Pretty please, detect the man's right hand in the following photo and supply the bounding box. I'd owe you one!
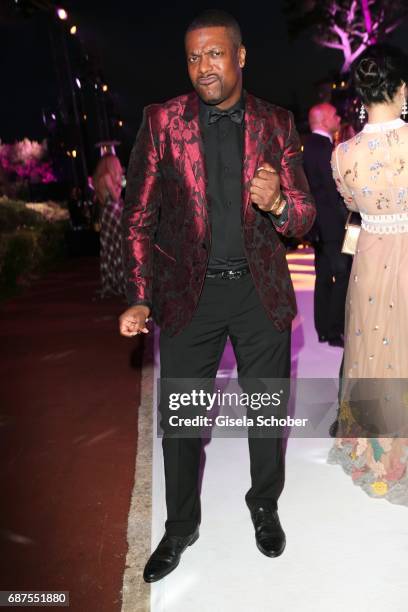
[119,305,151,337]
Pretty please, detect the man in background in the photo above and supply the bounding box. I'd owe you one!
[303,103,351,347]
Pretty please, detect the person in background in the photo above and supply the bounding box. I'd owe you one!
[93,154,126,298]
[83,175,97,228]
[329,44,408,505]
[336,122,356,145]
[303,103,351,347]
[67,186,86,229]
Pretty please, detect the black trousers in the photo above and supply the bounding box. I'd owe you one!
[159,273,291,536]
[313,240,351,339]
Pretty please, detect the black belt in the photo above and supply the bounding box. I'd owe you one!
[205,266,250,280]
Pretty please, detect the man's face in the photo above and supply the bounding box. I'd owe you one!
[185,26,246,109]
[324,105,341,135]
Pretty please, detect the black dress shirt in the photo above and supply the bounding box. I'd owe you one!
[199,94,288,272]
[199,95,247,271]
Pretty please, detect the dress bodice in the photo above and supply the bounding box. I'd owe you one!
[332,119,408,234]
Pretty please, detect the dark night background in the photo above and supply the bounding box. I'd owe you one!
[1,0,408,166]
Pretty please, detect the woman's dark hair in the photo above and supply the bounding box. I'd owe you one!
[353,44,408,105]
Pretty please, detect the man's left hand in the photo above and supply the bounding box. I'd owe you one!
[250,162,284,214]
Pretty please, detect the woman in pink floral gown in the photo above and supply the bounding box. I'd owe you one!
[328,44,408,505]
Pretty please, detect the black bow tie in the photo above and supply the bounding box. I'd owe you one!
[208,107,244,125]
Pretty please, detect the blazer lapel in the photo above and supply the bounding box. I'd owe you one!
[177,93,207,197]
[170,92,267,218]
[242,93,265,215]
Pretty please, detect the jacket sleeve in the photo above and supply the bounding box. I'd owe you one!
[274,111,316,238]
[122,107,162,308]
[321,142,348,222]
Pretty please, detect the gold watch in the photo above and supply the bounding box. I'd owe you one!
[270,192,286,216]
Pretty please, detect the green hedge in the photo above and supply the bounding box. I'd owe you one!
[0,199,44,232]
[0,200,67,294]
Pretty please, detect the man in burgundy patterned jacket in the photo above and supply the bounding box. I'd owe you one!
[119,10,315,583]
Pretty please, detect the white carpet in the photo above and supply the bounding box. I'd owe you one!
[150,250,408,612]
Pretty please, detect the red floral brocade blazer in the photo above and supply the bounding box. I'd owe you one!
[123,91,315,336]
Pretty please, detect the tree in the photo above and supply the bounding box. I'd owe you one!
[285,0,408,72]
[0,139,56,184]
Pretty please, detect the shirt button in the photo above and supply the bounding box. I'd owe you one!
[224,166,229,173]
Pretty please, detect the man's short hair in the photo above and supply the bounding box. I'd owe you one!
[185,9,242,47]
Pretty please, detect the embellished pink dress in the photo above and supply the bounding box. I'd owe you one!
[328,118,408,505]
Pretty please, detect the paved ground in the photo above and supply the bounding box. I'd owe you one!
[0,258,147,612]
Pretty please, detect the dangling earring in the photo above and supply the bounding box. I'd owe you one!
[359,103,366,122]
[402,98,408,119]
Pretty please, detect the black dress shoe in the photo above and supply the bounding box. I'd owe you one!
[250,507,286,558]
[318,334,328,343]
[143,528,199,583]
[328,335,344,348]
